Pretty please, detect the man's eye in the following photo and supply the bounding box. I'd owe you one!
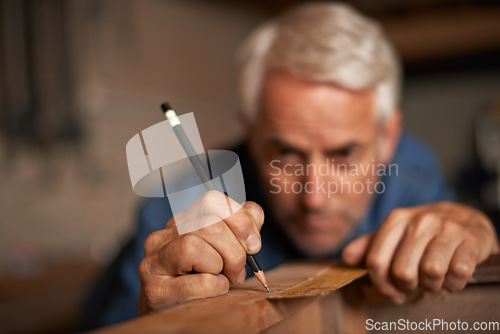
[274,147,302,163]
[278,148,294,156]
[334,149,352,158]
[330,148,356,162]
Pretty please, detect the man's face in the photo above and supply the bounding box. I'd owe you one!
[247,71,399,257]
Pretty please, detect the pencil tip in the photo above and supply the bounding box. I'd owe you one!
[265,287,270,292]
[253,270,270,292]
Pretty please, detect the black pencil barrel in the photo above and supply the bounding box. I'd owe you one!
[246,254,262,272]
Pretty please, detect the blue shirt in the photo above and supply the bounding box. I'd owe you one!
[80,132,454,330]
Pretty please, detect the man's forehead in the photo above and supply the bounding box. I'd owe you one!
[253,72,379,150]
[259,72,376,117]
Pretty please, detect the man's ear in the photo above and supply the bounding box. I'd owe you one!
[379,109,403,165]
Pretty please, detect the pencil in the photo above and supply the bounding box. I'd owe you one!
[160,102,270,292]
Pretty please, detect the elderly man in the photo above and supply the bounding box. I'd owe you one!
[82,2,499,329]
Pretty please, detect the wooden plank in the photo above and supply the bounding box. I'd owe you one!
[91,254,499,334]
[343,279,500,334]
[92,261,364,334]
[263,299,324,334]
[269,266,366,299]
[265,277,500,334]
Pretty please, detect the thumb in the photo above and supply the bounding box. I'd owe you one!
[243,201,265,231]
[342,234,372,266]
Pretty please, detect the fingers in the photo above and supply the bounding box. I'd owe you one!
[243,201,265,231]
[141,273,229,312]
[191,220,248,283]
[364,203,498,305]
[342,234,372,266]
[419,232,463,292]
[176,191,264,254]
[443,241,477,292]
[139,193,265,314]
[139,226,243,312]
[143,228,177,257]
[155,233,224,277]
[146,223,246,284]
[158,202,263,283]
[219,205,261,254]
[214,198,264,254]
[188,198,264,282]
[365,209,410,303]
[390,212,441,292]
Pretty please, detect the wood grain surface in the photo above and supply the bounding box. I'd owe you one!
[91,261,362,334]
[268,266,366,299]
[91,255,500,334]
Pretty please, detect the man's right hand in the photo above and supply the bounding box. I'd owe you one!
[138,191,264,315]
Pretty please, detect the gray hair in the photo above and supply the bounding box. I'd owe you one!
[237,2,401,121]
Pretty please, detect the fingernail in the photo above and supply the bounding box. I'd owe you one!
[246,234,260,253]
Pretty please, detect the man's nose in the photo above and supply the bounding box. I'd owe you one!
[301,157,329,211]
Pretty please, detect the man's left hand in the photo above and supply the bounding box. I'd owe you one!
[342,201,500,303]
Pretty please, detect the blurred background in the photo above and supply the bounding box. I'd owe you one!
[1,0,499,332]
